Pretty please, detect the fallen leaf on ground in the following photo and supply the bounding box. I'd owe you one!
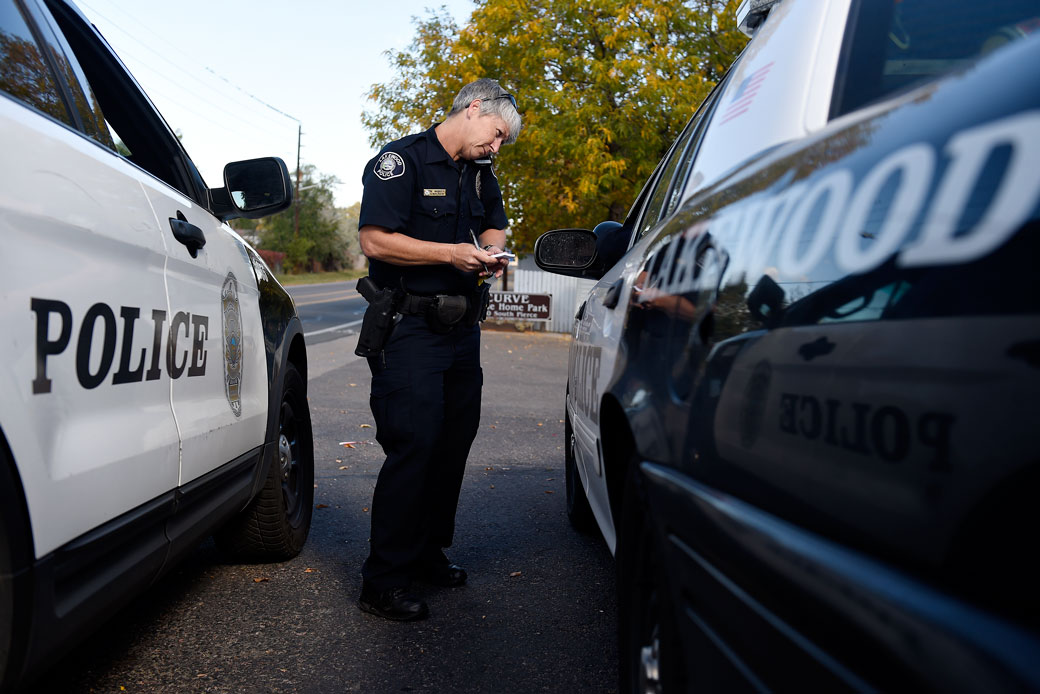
[335,459,342,463]
[362,507,370,512]
[316,504,329,509]
[545,490,554,494]
[253,577,270,583]
[303,568,316,573]
[339,466,349,470]
[360,424,372,429]
[339,441,357,448]
[509,571,522,577]
[490,484,495,489]
[537,422,543,426]
[349,383,357,387]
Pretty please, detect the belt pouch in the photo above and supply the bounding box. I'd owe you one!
[425,294,467,334]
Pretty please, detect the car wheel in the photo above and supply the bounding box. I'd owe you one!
[617,462,684,694]
[565,411,597,534]
[216,362,314,560]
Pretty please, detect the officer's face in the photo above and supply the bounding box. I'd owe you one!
[464,108,510,160]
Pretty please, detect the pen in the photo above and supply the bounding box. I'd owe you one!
[469,229,491,277]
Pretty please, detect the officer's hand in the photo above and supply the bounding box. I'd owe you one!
[448,243,497,274]
[483,245,510,279]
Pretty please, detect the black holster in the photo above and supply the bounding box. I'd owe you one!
[355,276,401,357]
[470,283,491,325]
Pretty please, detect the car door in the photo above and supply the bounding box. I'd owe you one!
[0,0,179,558]
[568,87,726,551]
[39,0,269,488]
[141,184,269,485]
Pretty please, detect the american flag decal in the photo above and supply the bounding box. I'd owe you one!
[720,61,774,125]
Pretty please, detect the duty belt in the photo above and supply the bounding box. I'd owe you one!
[396,293,441,316]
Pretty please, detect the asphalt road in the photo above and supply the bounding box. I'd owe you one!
[29,322,617,693]
[288,281,367,345]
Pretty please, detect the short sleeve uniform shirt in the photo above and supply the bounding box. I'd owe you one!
[359,125,508,296]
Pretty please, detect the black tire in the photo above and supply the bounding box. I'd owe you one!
[565,411,597,534]
[216,362,314,561]
[617,462,684,694]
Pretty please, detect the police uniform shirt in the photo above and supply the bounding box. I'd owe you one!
[359,125,508,296]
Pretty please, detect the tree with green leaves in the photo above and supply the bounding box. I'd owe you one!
[364,0,747,253]
[256,164,349,272]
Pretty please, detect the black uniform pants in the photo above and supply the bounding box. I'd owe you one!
[362,315,482,590]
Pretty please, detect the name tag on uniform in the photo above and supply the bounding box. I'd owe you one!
[423,188,447,197]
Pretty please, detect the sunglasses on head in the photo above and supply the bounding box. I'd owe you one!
[487,93,517,110]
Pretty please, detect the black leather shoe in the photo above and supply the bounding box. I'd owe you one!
[418,562,467,587]
[357,586,429,621]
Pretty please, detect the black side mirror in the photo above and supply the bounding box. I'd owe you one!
[209,157,294,221]
[747,274,786,328]
[534,228,598,277]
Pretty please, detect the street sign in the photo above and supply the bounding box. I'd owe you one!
[487,292,552,321]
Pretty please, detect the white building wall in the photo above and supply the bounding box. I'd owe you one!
[510,269,597,333]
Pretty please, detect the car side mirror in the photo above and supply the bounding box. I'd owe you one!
[534,229,599,278]
[209,157,294,221]
[747,274,786,328]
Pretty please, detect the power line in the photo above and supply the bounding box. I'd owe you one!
[99,43,295,137]
[136,81,290,142]
[78,0,299,126]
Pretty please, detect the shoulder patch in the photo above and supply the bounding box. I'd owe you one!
[374,151,406,180]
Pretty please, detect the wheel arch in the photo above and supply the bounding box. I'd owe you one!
[599,392,636,539]
[0,427,36,690]
[243,252,310,507]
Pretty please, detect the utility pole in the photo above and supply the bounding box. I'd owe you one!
[293,124,302,238]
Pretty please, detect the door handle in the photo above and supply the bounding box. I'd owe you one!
[603,279,624,310]
[169,211,206,258]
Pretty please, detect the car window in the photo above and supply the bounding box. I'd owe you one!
[29,2,113,149]
[833,0,1040,117]
[40,0,203,199]
[0,0,73,126]
[634,119,700,241]
[635,77,727,242]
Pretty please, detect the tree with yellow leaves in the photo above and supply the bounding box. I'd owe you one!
[363,0,747,253]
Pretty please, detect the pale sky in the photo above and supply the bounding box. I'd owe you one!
[78,0,476,207]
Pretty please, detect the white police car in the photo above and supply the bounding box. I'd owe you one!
[0,0,313,688]
[537,0,1040,690]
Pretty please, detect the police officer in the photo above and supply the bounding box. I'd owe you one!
[356,79,521,621]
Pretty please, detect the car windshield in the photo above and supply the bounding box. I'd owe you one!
[836,0,1040,115]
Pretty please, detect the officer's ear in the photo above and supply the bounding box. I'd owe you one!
[466,99,482,117]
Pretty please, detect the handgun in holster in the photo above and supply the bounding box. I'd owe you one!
[355,276,401,357]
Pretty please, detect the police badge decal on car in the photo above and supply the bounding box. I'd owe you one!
[222,272,244,417]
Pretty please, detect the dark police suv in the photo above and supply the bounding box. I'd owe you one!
[1,0,313,688]
[536,0,1040,690]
